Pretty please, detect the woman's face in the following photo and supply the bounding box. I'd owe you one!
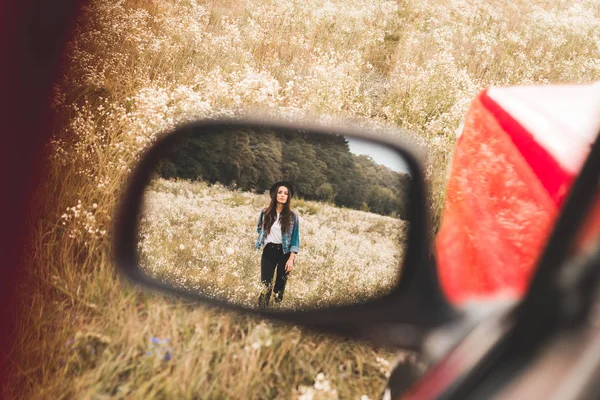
[276,186,289,205]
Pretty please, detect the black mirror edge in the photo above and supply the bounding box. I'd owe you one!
[113,116,461,349]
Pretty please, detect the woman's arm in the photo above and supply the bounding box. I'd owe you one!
[256,210,264,234]
[256,210,265,249]
[289,212,300,254]
[286,213,299,272]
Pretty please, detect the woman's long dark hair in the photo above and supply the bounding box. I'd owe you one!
[263,185,293,234]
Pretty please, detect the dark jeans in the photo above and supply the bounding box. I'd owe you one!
[258,243,291,307]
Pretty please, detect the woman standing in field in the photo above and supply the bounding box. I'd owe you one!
[256,181,300,308]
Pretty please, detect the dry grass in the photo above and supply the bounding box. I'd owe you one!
[138,179,407,310]
[6,0,600,398]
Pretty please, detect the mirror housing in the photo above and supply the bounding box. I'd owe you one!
[113,118,459,349]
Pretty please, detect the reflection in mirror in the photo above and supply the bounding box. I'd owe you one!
[137,126,412,311]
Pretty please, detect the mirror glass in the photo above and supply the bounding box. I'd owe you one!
[137,125,412,311]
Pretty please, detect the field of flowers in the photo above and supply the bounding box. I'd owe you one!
[138,179,406,310]
[7,0,600,398]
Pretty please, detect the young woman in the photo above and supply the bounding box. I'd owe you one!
[255,181,300,308]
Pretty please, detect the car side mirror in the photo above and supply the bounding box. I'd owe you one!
[113,118,458,349]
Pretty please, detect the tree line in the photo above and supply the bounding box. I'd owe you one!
[156,127,411,219]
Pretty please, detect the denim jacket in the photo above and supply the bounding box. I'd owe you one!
[255,209,300,254]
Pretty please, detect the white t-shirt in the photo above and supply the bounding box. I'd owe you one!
[265,213,282,244]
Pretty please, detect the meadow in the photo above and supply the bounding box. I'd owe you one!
[6,0,600,398]
[138,179,407,310]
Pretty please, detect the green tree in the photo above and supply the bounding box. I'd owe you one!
[281,133,327,198]
[316,182,334,202]
[249,129,283,193]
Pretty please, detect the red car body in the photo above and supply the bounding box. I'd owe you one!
[437,83,600,304]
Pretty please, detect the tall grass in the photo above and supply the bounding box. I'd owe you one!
[138,179,407,310]
[6,0,600,398]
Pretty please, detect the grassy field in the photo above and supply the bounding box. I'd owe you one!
[6,0,600,398]
[138,179,407,310]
